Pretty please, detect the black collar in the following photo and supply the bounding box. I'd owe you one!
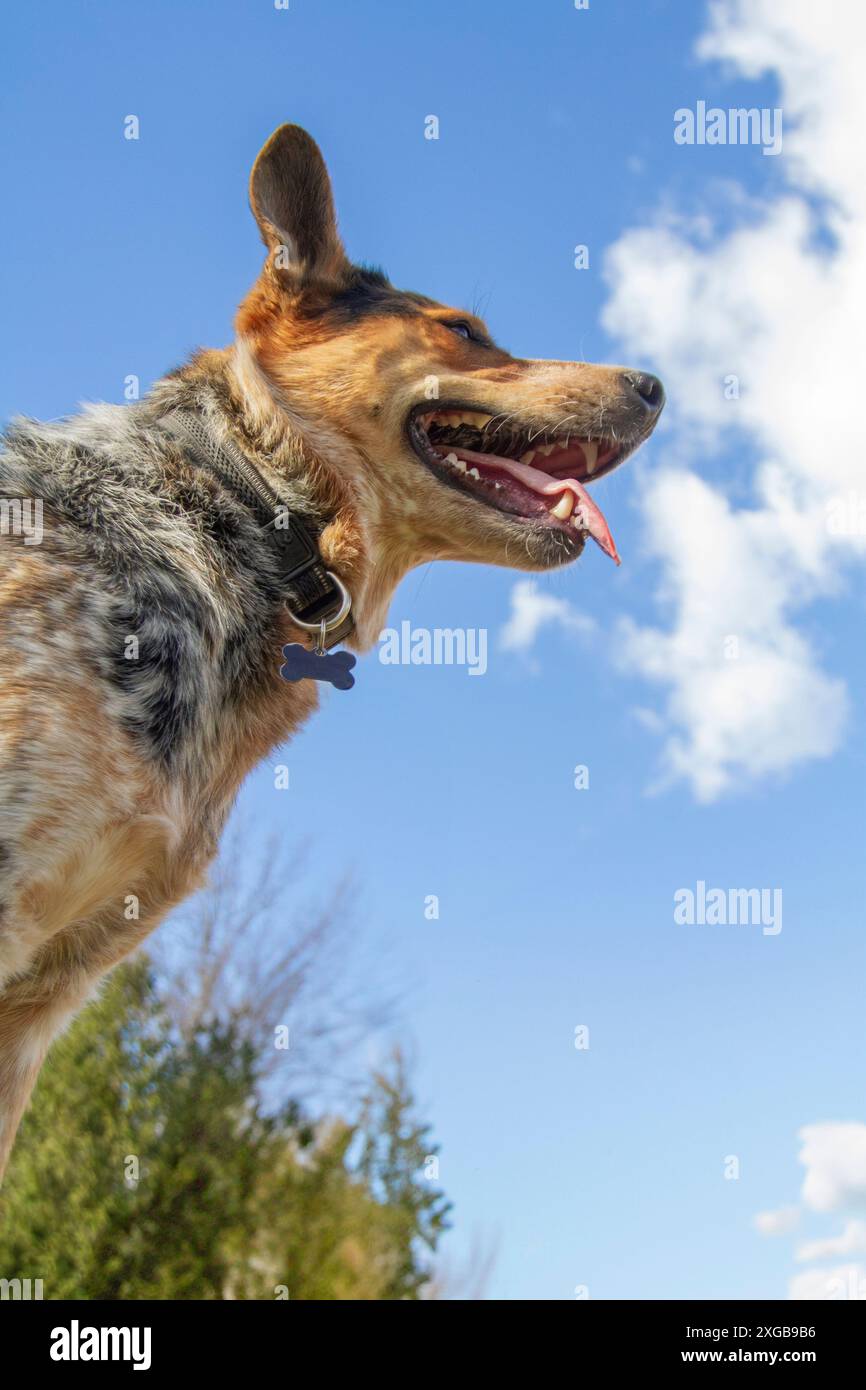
[162,408,353,650]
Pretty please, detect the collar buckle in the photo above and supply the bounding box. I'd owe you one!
[284,570,353,650]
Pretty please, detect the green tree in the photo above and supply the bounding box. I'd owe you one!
[0,962,449,1300]
[356,1050,453,1299]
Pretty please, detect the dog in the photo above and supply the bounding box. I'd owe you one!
[0,124,663,1179]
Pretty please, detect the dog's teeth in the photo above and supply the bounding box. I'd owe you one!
[521,450,537,465]
[537,443,557,457]
[550,490,575,521]
[468,467,481,480]
[582,441,599,474]
[445,451,467,473]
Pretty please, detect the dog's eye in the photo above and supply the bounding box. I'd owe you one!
[445,320,474,341]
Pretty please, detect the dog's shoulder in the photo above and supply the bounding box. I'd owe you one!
[0,389,292,771]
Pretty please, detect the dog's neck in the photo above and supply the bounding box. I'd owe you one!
[158,341,410,653]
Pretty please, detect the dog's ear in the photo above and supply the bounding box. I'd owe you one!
[250,124,348,282]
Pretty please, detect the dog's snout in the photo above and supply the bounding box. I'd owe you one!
[622,371,665,415]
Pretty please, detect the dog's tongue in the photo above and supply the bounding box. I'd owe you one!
[446,445,620,564]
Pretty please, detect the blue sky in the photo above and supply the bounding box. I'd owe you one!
[2,0,864,1300]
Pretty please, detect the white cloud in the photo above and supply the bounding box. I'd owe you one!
[797,1219,866,1263]
[789,1262,866,1301]
[798,1122,866,1213]
[754,1205,800,1236]
[602,0,866,799]
[752,1121,866,1297]
[500,579,594,655]
[615,470,848,801]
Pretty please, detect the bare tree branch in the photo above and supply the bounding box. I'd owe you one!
[150,822,398,1108]
[422,1229,500,1301]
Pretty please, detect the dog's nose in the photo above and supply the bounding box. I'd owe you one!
[622,371,665,415]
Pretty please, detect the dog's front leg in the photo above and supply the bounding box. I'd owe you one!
[0,956,95,1183]
[0,834,208,1183]
[0,908,169,1185]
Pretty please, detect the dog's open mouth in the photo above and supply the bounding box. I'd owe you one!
[408,405,628,563]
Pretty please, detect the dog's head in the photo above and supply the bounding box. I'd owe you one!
[236,126,663,600]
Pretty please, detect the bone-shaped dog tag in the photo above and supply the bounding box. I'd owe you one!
[279,643,356,690]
